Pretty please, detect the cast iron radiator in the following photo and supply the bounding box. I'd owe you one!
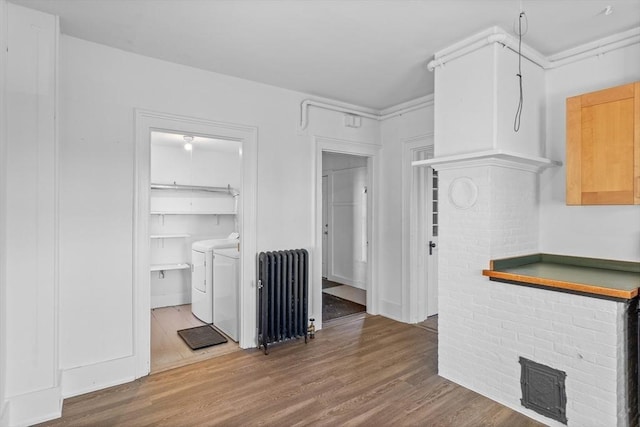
[257,249,309,354]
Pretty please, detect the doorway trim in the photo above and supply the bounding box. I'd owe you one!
[313,136,380,331]
[401,133,434,323]
[133,109,257,378]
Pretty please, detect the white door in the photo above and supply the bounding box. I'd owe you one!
[322,175,328,278]
[329,166,367,289]
[408,145,438,321]
[426,167,438,316]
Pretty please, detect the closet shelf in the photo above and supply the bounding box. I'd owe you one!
[150,234,191,239]
[151,183,239,196]
[150,263,190,272]
[150,211,236,215]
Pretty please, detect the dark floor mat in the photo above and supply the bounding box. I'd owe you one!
[322,293,366,322]
[177,325,228,350]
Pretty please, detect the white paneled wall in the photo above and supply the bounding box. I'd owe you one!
[3,3,61,426]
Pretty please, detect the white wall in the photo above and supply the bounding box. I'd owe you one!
[2,4,61,426]
[57,34,381,398]
[0,0,8,422]
[150,140,241,189]
[379,102,435,320]
[322,151,367,173]
[434,45,545,158]
[540,44,640,262]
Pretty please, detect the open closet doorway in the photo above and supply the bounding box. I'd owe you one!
[148,131,242,373]
[134,110,258,380]
[321,152,368,324]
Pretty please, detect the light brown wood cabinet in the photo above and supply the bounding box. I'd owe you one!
[566,81,640,205]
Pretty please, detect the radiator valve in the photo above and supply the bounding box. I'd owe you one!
[308,318,315,339]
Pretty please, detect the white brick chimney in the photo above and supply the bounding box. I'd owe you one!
[416,27,635,426]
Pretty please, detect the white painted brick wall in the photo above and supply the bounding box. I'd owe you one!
[438,165,631,427]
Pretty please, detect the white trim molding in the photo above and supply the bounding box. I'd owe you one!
[427,26,640,71]
[412,149,561,173]
[300,95,434,130]
[312,136,381,331]
[133,109,258,380]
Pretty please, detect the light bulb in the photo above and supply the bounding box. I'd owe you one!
[184,142,193,151]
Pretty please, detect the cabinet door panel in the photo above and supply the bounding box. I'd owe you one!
[566,81,638,205]
[581,98,634,203]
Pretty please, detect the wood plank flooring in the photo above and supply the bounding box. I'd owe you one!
[40,315,542,426]
[151,304,239,373]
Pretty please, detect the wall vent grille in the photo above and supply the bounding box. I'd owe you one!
[519,357,567,424]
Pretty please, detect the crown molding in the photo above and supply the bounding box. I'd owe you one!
[428,26,640,72]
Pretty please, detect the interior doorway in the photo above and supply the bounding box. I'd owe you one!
[134,110,258,379]
[148,131,241,373]
[312,137,380,332]
[403,135,438,325]
[321,152,368,323]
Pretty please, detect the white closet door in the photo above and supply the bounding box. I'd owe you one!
[329,167,367,289]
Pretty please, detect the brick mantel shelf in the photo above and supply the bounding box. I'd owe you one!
[412,149,561,173]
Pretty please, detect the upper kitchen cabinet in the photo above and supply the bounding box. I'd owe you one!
[566,81,640,205]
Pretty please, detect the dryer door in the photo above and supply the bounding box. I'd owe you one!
[192,250,206,293]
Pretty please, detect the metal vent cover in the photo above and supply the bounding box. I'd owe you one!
[519,357,567,424]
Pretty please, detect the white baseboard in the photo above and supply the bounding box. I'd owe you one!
[378,299,402,321]
[151,292,190,309]
[4,386,62,427]
[61,355,136,398]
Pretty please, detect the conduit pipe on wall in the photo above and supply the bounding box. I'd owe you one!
[427,26,640,72]
[299,97,433,130]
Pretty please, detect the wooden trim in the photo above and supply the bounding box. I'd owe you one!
[635,82,640,204]
[580,82,635,107]
[566,96,582,204]
[482,269,638,299]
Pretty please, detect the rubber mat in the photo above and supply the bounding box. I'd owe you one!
[177,325,228,350]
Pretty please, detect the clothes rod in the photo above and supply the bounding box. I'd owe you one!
[151,183,239,196]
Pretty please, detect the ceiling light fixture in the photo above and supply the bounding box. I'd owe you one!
[183,135,194,151]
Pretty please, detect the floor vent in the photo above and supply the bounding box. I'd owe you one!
[519,357,567,424]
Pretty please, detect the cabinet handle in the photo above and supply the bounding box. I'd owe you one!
[636,177,640,199]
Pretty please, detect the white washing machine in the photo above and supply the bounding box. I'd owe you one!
[213,247,240,341]
[191,233,239,324]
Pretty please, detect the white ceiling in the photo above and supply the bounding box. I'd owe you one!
[12,0,640,110]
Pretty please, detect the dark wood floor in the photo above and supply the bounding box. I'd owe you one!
[39,316,542,426]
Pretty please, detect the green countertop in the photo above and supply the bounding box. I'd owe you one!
[483,254,640,300]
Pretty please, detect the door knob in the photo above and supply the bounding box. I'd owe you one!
[429,241,436,255]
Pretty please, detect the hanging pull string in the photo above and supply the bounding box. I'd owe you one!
[513,11,526,132]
